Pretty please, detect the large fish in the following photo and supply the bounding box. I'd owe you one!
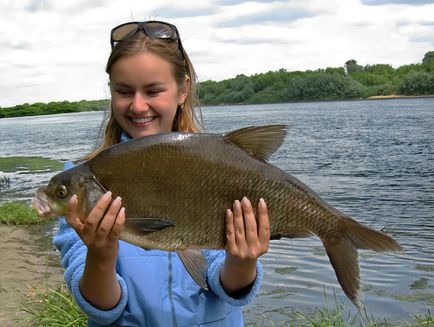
[32,125,402,307]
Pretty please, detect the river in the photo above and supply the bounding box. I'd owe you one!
[0,98,433,324]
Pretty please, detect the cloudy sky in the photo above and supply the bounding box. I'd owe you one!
[1,0,434,107]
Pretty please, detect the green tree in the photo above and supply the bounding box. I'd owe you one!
[399,71,434,95]
[285,72,365,101]
[422,51,434,72]
[345,59,363,74]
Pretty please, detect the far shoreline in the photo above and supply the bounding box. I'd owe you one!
[1,95,433,119]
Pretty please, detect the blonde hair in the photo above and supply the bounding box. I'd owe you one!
[81,32,203,161]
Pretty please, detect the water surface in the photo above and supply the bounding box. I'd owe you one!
[0,98,433,322]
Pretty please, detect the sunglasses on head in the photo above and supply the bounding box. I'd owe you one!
[110,20,185,59]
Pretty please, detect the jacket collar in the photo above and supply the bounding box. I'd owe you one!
[120,131,132,143]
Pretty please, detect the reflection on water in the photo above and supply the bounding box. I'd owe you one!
[0,99,433,321]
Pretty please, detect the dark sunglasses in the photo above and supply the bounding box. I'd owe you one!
[110,20,185,59]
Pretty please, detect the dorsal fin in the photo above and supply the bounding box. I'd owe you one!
[224,125,288,161]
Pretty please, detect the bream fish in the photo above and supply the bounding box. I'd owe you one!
[32,125,403,307]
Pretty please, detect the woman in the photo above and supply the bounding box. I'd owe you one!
[54,20,270,326]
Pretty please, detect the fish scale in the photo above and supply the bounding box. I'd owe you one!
[32,124,403,307]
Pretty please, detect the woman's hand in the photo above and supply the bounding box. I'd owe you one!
[66,191,125,310]
[220,197,270,295]
[66,191,125,262]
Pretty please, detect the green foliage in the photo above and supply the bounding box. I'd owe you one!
[345,59,364,74]
[19,284,87,326]
[198,50,434,105]
[0,99,109,119]
[0,201,42,225]
[199,68,366,105]
[399,71,434,95]
[284,72,366,101]
[422,51,434,72]
[395,63,425,77]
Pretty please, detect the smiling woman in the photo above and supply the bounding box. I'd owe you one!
[50,19,271,327]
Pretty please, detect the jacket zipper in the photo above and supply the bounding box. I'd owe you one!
[168,252,177,326]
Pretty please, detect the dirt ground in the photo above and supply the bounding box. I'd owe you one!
[0,224,64,326]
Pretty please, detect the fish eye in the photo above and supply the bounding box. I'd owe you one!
[56,185,68,199]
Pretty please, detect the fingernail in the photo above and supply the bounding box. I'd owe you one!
[259,198,266,208]
[112,196,121,206]
[242,197,250,206]
[102,191,112,201]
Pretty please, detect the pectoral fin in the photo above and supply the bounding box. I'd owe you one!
[177,249,209,291]
[124,218,175,233]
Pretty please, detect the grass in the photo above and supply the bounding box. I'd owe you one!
[292,306,433,327]
[289,300,433,327]
[247,290,434,327]
[18,285,86,327]
[0,201,42,225]
[411,308,433,326]
[14,284,434,327]
[287,291,378,326]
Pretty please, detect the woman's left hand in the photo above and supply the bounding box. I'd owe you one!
[225,197,270,264]
[220,197,270,295]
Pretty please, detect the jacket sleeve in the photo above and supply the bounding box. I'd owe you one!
[204,249,263,306]
[53,217,128,325]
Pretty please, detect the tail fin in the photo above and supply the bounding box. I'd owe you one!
[322,219,403,308]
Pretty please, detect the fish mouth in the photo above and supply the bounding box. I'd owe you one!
[32,189,53,218]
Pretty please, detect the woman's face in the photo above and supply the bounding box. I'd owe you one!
[110,52,187,138]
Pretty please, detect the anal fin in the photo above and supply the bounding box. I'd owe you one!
[177,249,209,291]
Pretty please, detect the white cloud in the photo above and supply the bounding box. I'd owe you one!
[1,0,433,107]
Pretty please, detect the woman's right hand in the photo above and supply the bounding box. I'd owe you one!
[66,191,125,263]
[66,191,126,309]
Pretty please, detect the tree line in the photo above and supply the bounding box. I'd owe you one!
[1,51,433,118]
[0,99,110,118]
[198,50,434,105]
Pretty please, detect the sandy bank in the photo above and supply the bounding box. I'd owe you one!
[0,224,64,325]
[367,94,434,100]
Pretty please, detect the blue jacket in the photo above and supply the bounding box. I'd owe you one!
[53,149,263,326]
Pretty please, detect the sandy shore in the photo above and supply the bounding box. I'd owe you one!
[367,94,434,99]
[0,224,64,326]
